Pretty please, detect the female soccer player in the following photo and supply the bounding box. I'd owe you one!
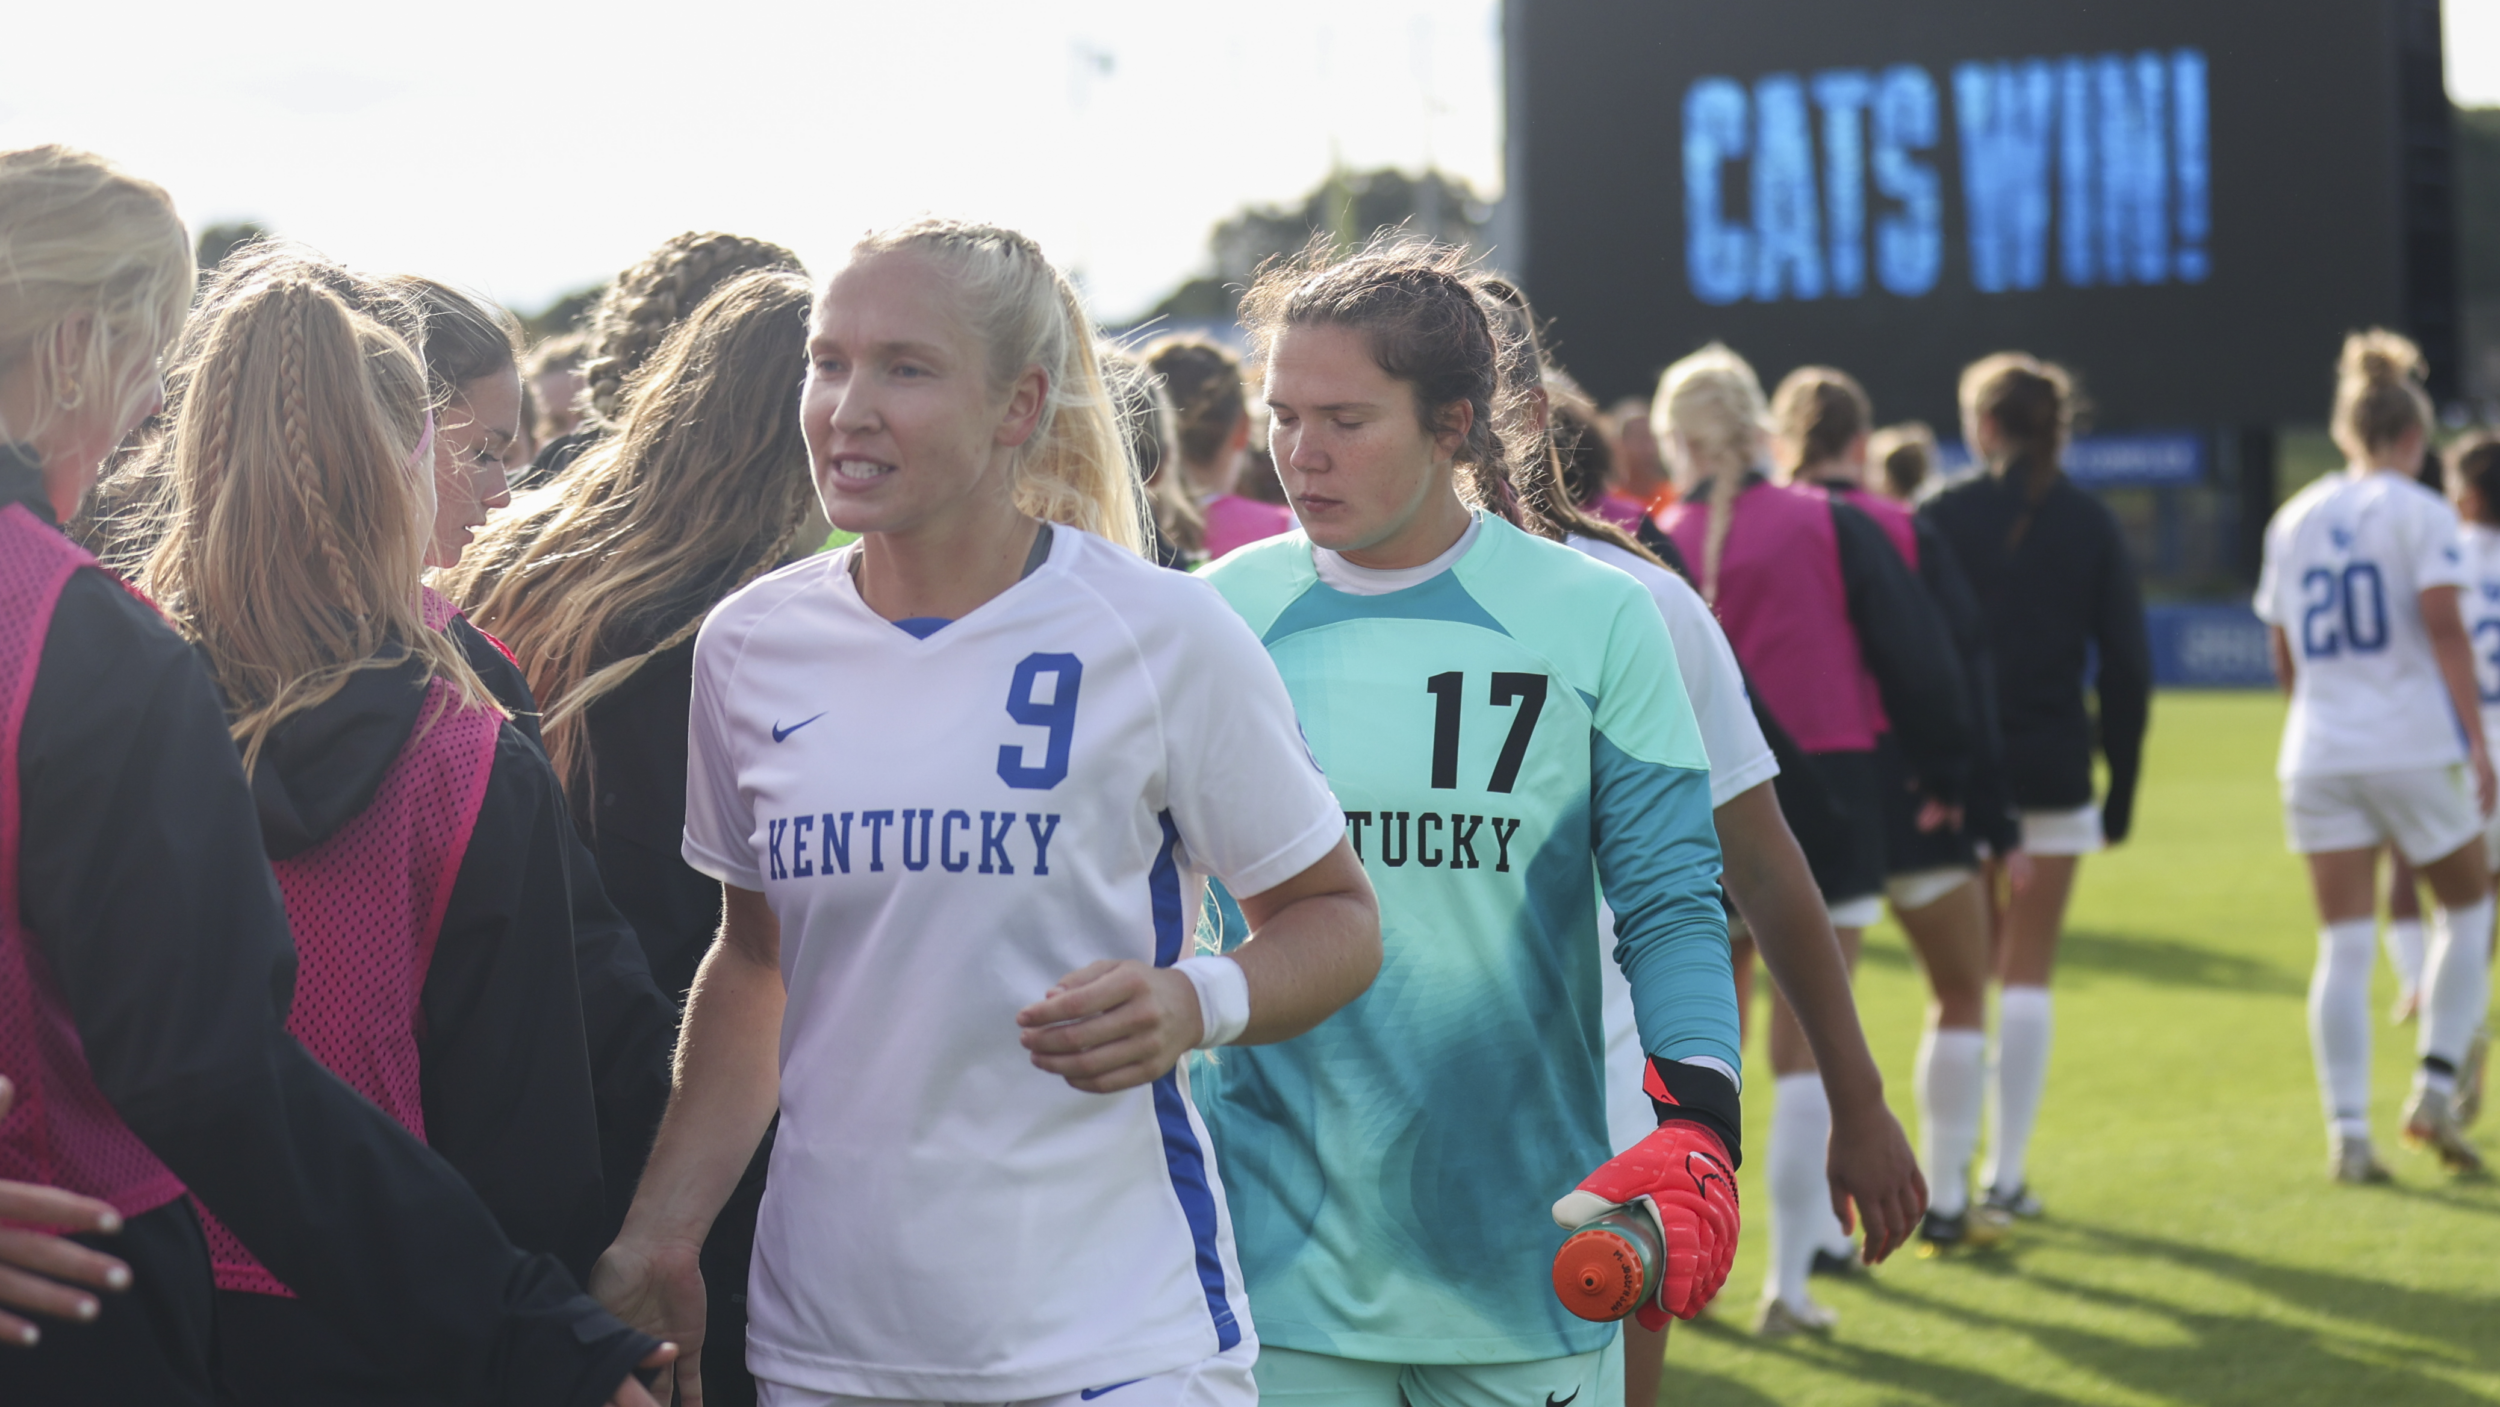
[1921,354,2153,1206]
[591,220,1381,1407]
[1144,337,1294,560]
[1770,366,2014,1257]
[0,144,662,1406]
[447,270,822,1407]
[1478,283,1921,1357]
[2255,332,2491,1179]
[1654,348,1972,1300]
[139,262,634,1400]
[1190,236,1739,1407]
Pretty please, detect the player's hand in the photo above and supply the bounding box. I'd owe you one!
[590,1236,700,1406]
[1550,1122,1738,1325]
[1018,960,1202,1093]
[0,1077,131,1348]
[1824,1097,1925,1265]
[2473,744,2497,818]
[1914,796,1964,835]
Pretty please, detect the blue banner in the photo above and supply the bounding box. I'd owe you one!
[2145,602,2272,687]
[1936,429,2206,487]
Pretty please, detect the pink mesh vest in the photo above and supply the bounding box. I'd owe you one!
[0,504,188,1219]
[1663,480,1883,754]
[196,672,500,1295]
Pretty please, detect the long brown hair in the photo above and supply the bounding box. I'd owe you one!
[577,232,803,430]
[141,275,491,772]
[440,270,820,795]
[1472,273,1663,566]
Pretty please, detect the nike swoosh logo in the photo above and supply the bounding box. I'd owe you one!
[771,713,826,743]
[1546,1391,1580,1407]
[1081,1382,1143,1400]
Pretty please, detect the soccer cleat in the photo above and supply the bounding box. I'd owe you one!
[1914,1205,2010,1257]
[1808,1247,1868,1278]
[1752,1296,1838,1338]
[1982,1183,2045,1219]
[2328,1134,2392,1185]
[2457,1026,2488,1128]
[2400,1085,2487,1174]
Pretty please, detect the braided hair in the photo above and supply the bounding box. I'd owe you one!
[1238,233,1522,526]
[577,231,803,428]
[1471,273,1662,565]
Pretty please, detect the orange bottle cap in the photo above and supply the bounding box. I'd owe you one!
[1551,1227,1647,1322]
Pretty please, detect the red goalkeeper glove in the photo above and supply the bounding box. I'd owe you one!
[1550,1121,1739,1327]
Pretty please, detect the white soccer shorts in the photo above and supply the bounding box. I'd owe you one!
[2281,764,2482,866]
[2019,804,2105,856]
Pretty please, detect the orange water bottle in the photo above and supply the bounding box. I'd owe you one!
[1550,1205,1664,1322]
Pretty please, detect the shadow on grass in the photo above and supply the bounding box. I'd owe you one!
[1662,1217,2497,1405]
[2058,1220,2500,1374]
[2055,929,2304,996]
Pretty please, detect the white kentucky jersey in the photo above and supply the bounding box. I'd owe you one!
[682,527,1343,1401]
[2462,522,2500,759]
[2255,468,2471,779]
[1570,534,1774,1151]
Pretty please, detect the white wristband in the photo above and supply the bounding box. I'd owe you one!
[1176,955,1251,1049]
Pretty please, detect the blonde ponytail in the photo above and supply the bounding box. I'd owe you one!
[2331,328,2432,463]
[141,274,493,773]
[846,220,1149,554]
[1654,343,1772,604]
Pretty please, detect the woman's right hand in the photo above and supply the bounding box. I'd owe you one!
[2473,744,2497,819]
[590,1236,706,1406]
[0,1077,133,1348]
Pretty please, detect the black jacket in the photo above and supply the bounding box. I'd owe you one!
[573,636,722,1006]
[1823,490,1974,803]
[1920,462,2153,841]
[1,448,654,1406]
[245,650,610,1281]
[443,615,675,1232]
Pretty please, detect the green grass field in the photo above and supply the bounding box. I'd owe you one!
[1663,691,2500,1407]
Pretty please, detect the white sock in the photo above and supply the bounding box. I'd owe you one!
[2310,919,2377,1141]
[2383,917,2426,996]
[2421,897,2494,1081]
[1982,986,2053,1195]
[1916,1026,1987,1217]
[1762,1073,1829,1309]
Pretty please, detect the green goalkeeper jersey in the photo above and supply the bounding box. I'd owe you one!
[1195,516,1736,1364]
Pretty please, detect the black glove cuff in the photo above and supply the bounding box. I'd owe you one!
[1646,1056,1743,1170]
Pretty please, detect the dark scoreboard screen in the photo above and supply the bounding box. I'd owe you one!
[1504,0,2455,429]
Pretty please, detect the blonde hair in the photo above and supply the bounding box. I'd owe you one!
[2331,329,2433,463]
[1652,343,1771,603]
[0,146,194,455]
[846,220,1148,554]
[1100,343,1203,558]
[441,270,820,796]
[140,275,491,773]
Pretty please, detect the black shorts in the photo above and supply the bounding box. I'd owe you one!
[1785,748,1888,905]
[1876,731,1980,875]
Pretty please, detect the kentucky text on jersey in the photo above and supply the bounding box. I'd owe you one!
[764,809,1062,878]
[1342,810,1523,871]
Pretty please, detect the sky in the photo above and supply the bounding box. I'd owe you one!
[0,0,2491,325]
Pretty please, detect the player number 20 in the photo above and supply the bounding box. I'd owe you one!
[2298,562,2388,659]
[1425,670,1548,793]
